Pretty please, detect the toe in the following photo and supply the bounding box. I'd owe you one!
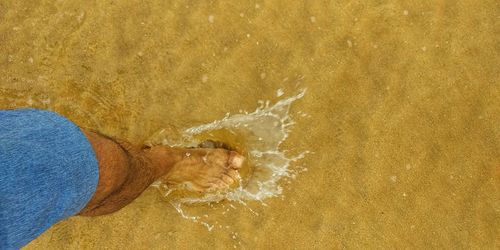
[226,169,240,180]
[207,182,229,192]
[221,174,234,185]
[229,151,245,169]
[209,179,227,188]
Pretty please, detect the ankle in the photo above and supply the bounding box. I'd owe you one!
[143,146,185,177]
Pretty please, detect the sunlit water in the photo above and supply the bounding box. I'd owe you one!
[147,89,309,230]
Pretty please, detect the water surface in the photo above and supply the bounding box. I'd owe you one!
[0,0,498,249]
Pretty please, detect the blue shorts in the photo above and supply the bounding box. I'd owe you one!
[0,109,99,249]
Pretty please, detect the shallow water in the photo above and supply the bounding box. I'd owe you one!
[1,0,499,249]
[149,89,309,231]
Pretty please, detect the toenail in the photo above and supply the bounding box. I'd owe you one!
[231,155,244,166]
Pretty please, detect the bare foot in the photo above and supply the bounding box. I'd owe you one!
[160,148,244,192]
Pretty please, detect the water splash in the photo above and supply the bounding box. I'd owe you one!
[148,89,308,229]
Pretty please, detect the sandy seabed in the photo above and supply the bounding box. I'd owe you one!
[0,0,498,249]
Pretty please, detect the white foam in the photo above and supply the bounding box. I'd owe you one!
[148,89,308,229]
[276,89,284,97]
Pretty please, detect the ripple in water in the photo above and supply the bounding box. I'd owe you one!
[147,89,308,230]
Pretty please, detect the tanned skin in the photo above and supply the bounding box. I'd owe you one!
[78,129,244,216]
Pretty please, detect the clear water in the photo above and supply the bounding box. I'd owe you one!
[147,89,309,230]
[5,1,496,248]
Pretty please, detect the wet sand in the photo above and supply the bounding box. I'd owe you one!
[1,0,499,249]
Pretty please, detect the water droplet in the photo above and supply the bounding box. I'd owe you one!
[149,89,309,230]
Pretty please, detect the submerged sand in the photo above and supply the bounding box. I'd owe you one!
[0,0,498,249]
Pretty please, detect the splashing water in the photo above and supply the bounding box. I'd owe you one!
[147,89,309,230]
